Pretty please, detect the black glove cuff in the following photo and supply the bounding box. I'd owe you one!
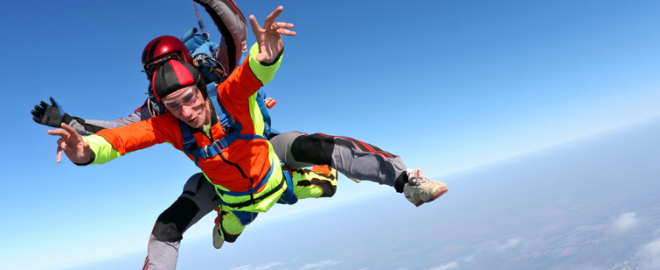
[61,113,73,126]
[260,48,284,66]
[74,151,95,166]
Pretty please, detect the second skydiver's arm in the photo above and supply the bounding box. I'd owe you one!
[194,0,248,73]
[32,97,152,136]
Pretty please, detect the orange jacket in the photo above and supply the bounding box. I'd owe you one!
[86,56,275,193]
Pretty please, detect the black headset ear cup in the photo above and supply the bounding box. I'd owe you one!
[147,95,167,117]
[157,103,167,115]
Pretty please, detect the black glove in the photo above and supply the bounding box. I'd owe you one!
[31,97,72,128]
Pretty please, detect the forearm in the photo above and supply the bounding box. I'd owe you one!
[81,135,122,165]
[66,106,152,136]
[92,114,176,157]
[247,43,282,85]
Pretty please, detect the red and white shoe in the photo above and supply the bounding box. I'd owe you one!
[403,168,448,207]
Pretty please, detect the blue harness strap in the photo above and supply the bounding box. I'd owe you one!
[206,83,232,130]
[255,89,272,138]
[277,168,298,205]
[179,119,266,166]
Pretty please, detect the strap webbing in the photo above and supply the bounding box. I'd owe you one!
[277,169,298,205]
[219,173,285,209]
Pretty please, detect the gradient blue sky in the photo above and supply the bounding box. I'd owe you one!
[1,1,659,269]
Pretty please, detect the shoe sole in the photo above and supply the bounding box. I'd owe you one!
[415,188,448,207]
[213,226,224,249]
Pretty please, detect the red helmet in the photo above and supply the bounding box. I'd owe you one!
[141,36,193,78]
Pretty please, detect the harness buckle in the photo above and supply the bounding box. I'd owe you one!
[212,141,223,153]
[203,145,210,159]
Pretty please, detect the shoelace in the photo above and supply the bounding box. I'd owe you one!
[408,168,430,186]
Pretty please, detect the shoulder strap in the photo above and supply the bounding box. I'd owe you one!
[255,89,272,138]
[206,83,233,130]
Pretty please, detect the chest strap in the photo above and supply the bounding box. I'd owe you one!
[179,120,266,166]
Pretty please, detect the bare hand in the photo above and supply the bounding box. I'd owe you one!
[47,123,92,164]
[249,6,296,64]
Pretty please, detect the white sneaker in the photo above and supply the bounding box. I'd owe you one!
[212,225,224,249]
[403,168,448,207]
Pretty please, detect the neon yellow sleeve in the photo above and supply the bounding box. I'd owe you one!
[248,42,283,85]
[82,135,122,165]
[247,91,265,135]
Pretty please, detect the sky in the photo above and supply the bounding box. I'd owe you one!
[0,0,659,269]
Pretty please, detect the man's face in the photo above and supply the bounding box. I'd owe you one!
[162,86,210,128]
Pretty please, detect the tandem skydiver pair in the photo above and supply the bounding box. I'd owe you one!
[33,1,448,270]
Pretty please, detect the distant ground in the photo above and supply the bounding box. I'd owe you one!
[61,117,660,270]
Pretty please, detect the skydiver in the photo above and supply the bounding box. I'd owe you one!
[35,3,448,270]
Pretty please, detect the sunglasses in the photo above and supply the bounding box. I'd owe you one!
[144,54,182,77]
[162,87,200,112]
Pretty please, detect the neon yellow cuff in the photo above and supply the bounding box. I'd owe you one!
[82,135,122,165]
[248,42,283,85]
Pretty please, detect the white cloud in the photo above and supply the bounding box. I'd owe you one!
[639,239,660,269]
[428,261,458,270]
[300,260,342,269]
[482,237,525,251]
[229,262,283,270]
[614,212,638,232]
[500,238,523,250]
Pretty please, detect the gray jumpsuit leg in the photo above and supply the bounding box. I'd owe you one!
[270,131,408,188]
[143,173,220,270]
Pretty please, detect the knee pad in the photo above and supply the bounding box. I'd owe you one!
[152,197,200,242]
[291,134,335,165]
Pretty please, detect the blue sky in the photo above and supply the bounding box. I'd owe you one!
[1,0,659,269]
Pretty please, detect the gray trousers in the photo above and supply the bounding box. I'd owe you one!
[270,132,408,187]
[143,131,407,270]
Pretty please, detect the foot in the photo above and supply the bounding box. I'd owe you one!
[403,168,448,207]
[212,225,224,249]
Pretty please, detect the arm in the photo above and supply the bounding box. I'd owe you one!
[218,6,292,102]
[80,106,152,135]
[217,7,292,135]
[194,0,247,73]
[47,114,178,165]
[32,97,152,135]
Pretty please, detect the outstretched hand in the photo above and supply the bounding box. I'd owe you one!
[47,123,92,164]
[249,6,296,64]
[32,97,66,128]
